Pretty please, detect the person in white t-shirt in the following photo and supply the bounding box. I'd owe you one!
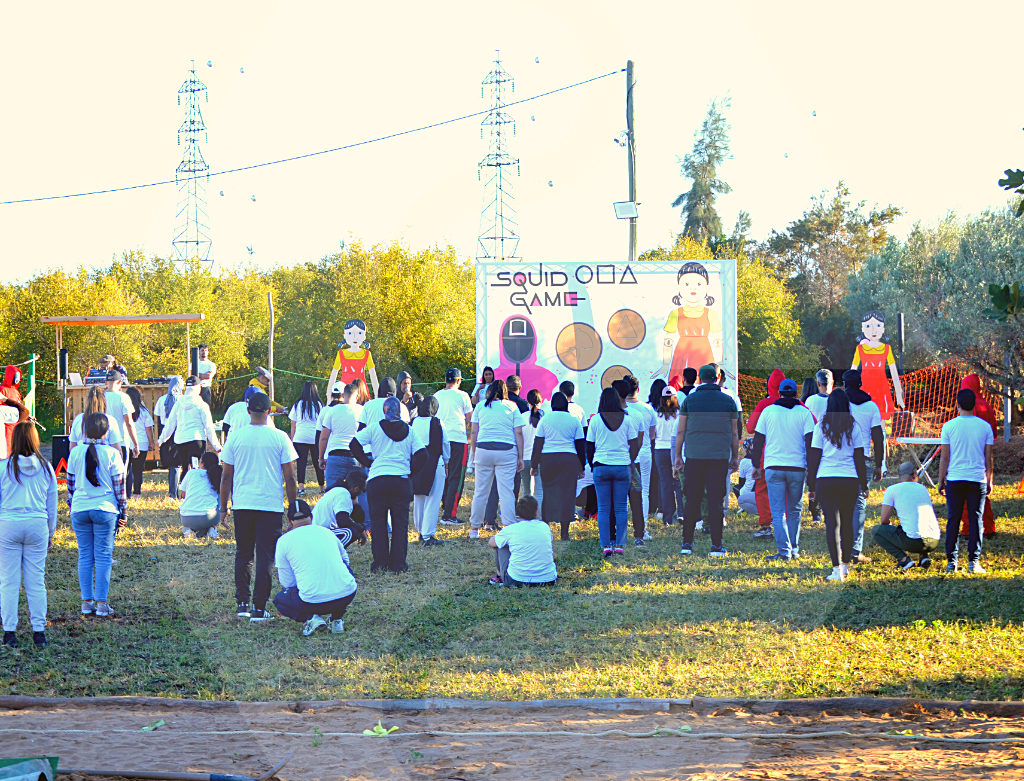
[558,381,587,428]
[806,389,869,582]
[843,369,885,565]
[70,386,123,453]
[196,344,216,407]
[874,461,940,571]
[221,385,259,443]
[319,384,365,500]
[273,499,357,636]
[219,391,299,622]
[288,381,325,496]
[104,369,140,462]
[752,378,816,561]
[434,368,474,525]
[178,452,222,539]
[587,388,640,556]
[532,391,586,541]
[938,388,995,574]
[311,471,367,547]
[488,495,557,587]
[803,369,832,422]
[123,386,154,501]
[623,375,656,547]
[359,377,410,429]
[652,385,685,524]
[154,376,183,498]
[468,380,524,537]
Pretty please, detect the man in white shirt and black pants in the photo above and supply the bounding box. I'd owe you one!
[938,387,994,575]
[219,391,299,621]
[434,368,473,525]
[196,344,216,407]
[752,378,815,561]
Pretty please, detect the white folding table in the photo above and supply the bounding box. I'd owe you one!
[894,436,942,487]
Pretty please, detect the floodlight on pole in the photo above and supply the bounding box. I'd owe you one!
[613,201,638,220]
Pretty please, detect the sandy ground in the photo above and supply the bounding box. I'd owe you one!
[4,700,1024,780]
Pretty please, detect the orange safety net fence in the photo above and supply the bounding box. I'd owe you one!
[735,362,1003,438]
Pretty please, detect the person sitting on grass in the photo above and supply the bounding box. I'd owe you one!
[311,471,368,547]
[273,499,358,636]
[874,462,941,572]
[487,495,558,587]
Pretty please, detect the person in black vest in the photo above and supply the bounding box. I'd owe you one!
[411,395,449,546]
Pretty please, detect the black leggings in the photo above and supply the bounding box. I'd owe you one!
[178,440,206,480]
[816,477,859,567]
[127,449,149,497]
[294,442,324,487]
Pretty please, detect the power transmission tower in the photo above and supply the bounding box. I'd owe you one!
[476,52,520,261]
[172,60,213,263]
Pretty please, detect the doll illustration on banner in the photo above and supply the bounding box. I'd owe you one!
[494,315,559,399]
[851,310,904,420]
[651,262,723,379]
[328,318,380,398]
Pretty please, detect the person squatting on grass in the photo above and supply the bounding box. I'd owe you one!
[752,378,816,562]
[874,461,941,572]
[219,391,299,622]
[587,387,640,557]
[66,413,127,618]
[0,421,58,648]
[350,396,427,573]
[468,380,525,538]
[311,471,368,546]
[938,387,995,575]
[674,364,739,558]
[273,499,357,636]
[532,391,585,541]
[411,394,450,547]
[178,452,222,539]
[488,495,558,587]
[806,389,869,582]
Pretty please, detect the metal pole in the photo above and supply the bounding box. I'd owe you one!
[268,291,275,403]
[186,322,191,376]
[896,312,905,376]
[626,60,636,264]
[1005,351,1013,443]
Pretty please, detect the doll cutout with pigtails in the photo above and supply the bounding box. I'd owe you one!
[851,310,904,421]
[651,262,724,379]
[327,318,379,399]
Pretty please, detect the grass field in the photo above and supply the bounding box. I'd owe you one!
[2,468,1024,702]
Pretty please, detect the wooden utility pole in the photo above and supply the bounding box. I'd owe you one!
[626,59,637,264]
[268,291,275,403]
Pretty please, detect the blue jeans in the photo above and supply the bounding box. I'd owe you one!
[850,454,869,555]
[594,464,630,548]
[167,465,180,498]
[766,468,805,558]
[71,509,118,601]
[326,454,370,529]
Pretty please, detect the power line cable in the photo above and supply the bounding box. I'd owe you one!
[1,68,624,206]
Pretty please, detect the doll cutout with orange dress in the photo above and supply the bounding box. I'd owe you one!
[851,310,904,421]
[651,262,723,380]
[327,318,379,398]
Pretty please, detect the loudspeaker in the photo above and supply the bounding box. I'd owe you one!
[59,348,69,380]
[52,435,70,474]
[190,347,199,380]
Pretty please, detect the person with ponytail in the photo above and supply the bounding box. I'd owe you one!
[124,386,155,501]
[532,391,585,541]
[521,389,545,507]
[0,421,58,647]
[178,452,223,539]
[66,413,127,617]
[69,385,122,452]
[587,388,640,556]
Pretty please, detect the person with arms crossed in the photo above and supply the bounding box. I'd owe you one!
[196,344,216,407]
[219,391,299,622]
[874,461,941,572]
[434,368,474,526]
[938,388,994,575]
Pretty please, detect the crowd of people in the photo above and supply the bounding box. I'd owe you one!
[0,354,1001,647]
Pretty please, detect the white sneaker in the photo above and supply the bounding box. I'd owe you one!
[695,520,704,530]
[643,529,653,540]
[469,529,480,539]
[182,527,195,539]
[655,512,663,521]
[95,601,115,617]
[303,615,328,636]
[208,527,219,539]
[840,563,850,578]
[329,618,345,634]
[827,567,845,582]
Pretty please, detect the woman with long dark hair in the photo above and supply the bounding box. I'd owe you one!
[586,387,640,556]
[351,378,372,406]
[653,385,684,524]
[532,391,585,540]
[66,413,127,617]
[647,379,667,519]
[806,389,868,582]
[290,381,325,496]
[522,389,545,506]
[468,379,524,537]
[470,367,496,407]
[179,451,223,539]
[69,385,122,451]
[0,421,58,647]
[124,386,154,500]
[800,377,819,405]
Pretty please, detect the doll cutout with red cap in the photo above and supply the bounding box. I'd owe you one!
[327,319,379,399]
[851,310,904,421]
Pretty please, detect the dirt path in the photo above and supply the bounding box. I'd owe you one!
[4,700,1024,780]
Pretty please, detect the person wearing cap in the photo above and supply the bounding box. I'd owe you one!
[843,369,885,564]
[653,384,685,524]
[752,378,816,561]
[157,376,220,481]
[218,391,299,622]
[104,368,140,466]
[411,395,450,546]
[874,462,941,572]
[938,387,994,575]
[95,355,128,384]
[273,499,357,636]
[434,368,474,526]
[359,377,410,429]
[351,397,427,573]
[248,367,286,414]
[674,364,739,558]
[222,385,260,443]
[196,344,217,407]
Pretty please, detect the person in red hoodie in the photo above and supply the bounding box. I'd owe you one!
[746,369,785,539]
[959,374,998,537]
[0,365,29,455]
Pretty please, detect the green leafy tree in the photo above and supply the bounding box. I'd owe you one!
[672,96,732,243]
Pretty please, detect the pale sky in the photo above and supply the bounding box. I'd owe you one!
[1,1,1019,282]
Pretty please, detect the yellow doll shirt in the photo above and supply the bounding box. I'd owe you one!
[851,343,895,367]
[664,305,722,334]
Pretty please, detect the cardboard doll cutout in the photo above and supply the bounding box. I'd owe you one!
[652,262,724,379]
[0,365,28,453]
[851,310,904,421]
[328,318,379,398]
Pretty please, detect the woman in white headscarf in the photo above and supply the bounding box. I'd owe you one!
[154,376,183,498]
